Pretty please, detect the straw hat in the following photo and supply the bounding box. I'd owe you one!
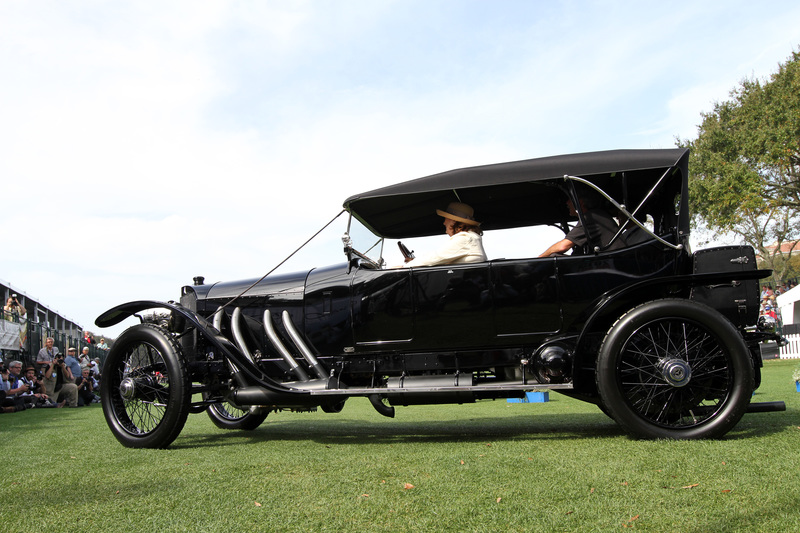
[436,202,481,226]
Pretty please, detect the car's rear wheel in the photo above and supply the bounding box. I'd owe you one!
[596,299,753,439]
[206,401,268,430]
[101,324,190,448]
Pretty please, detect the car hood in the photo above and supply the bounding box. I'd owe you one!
[198,270,311,302]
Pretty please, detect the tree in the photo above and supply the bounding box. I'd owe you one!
[680,49,800,283]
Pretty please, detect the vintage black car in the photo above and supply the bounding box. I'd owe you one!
[97,147,784,448]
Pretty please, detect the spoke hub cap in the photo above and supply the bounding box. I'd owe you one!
[660,358,692,387]
[119,377,137,400]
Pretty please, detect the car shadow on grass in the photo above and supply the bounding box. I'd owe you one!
[174,411,629,449]
[173,407,791,449]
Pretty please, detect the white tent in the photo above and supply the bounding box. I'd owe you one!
[777,285,800,359]
[776,285,800,325]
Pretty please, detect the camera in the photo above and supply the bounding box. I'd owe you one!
[88,370,95,378]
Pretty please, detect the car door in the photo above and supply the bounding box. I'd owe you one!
[351,267,415,349]
[490,258,561,339]
[408,263,493,349]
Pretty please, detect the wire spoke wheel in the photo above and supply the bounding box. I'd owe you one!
[618,319,728,427]
[597,299,753,439]
[101,324,190,448]
[206,397,268,431]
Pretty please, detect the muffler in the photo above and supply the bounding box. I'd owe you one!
[385,373,475,406]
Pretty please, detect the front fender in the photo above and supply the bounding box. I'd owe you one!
[96,300,202,329]
[96,300,305,395]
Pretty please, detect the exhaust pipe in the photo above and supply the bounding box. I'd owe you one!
[232,386,318,407]
[212,307,224,331]
[746,401,786,413]
[369,394,395,418]
[263,310,310,382]
[231,378,342,406]
[231,307,257,363]
[281,310,328,379]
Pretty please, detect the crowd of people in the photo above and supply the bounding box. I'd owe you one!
[760,281,797,323]
[0,336,103,414]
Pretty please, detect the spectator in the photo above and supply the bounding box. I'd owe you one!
[87,358,102,380]
[48,353,78,407]
[2,360,29,411]
[3,295,26,321]
[20,366,59,408]
[75,367,98,406]
[80,346,91,366]
[1,359,11,413]
[84,331,95,345]
[36,337,59,397]
[64,347,82,381]
[0,357,7,392]
[97,338,109,351]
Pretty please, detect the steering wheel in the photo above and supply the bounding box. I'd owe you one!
[398,241,415,260]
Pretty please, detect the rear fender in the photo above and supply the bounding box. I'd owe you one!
[576,270,770,348]
[570,269,771,393]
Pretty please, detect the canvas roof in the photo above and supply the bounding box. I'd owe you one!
[344,148,690,238]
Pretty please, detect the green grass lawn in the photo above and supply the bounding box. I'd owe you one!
[3,359,799,532]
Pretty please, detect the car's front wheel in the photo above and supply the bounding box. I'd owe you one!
[101,323,191,448]
[596,299,753,439]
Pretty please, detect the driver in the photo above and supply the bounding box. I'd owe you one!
[403,202,487,267]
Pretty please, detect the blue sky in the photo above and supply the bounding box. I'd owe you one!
[1,1,799,339]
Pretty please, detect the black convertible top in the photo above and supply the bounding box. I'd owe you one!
[344,148,690,238]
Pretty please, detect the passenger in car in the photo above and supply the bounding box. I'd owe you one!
[539,194,620,257]
[403,202,488,267]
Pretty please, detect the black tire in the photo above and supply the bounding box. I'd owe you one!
[206,401,268,430]
[596,299,753,439]
[101,324,191,448]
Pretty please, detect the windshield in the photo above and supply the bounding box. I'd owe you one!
[345,215,384,265]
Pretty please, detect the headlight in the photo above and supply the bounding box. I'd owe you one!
[757,314,777,333]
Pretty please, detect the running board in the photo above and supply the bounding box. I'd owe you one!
[293,382,575,396]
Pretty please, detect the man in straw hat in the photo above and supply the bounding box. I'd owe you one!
[403,202,487,267]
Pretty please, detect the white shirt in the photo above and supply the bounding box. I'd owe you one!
[404,231,487,267]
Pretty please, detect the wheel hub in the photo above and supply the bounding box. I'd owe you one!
[120,377,137,400]
[659,358,692,387]
[119,374,160,401]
